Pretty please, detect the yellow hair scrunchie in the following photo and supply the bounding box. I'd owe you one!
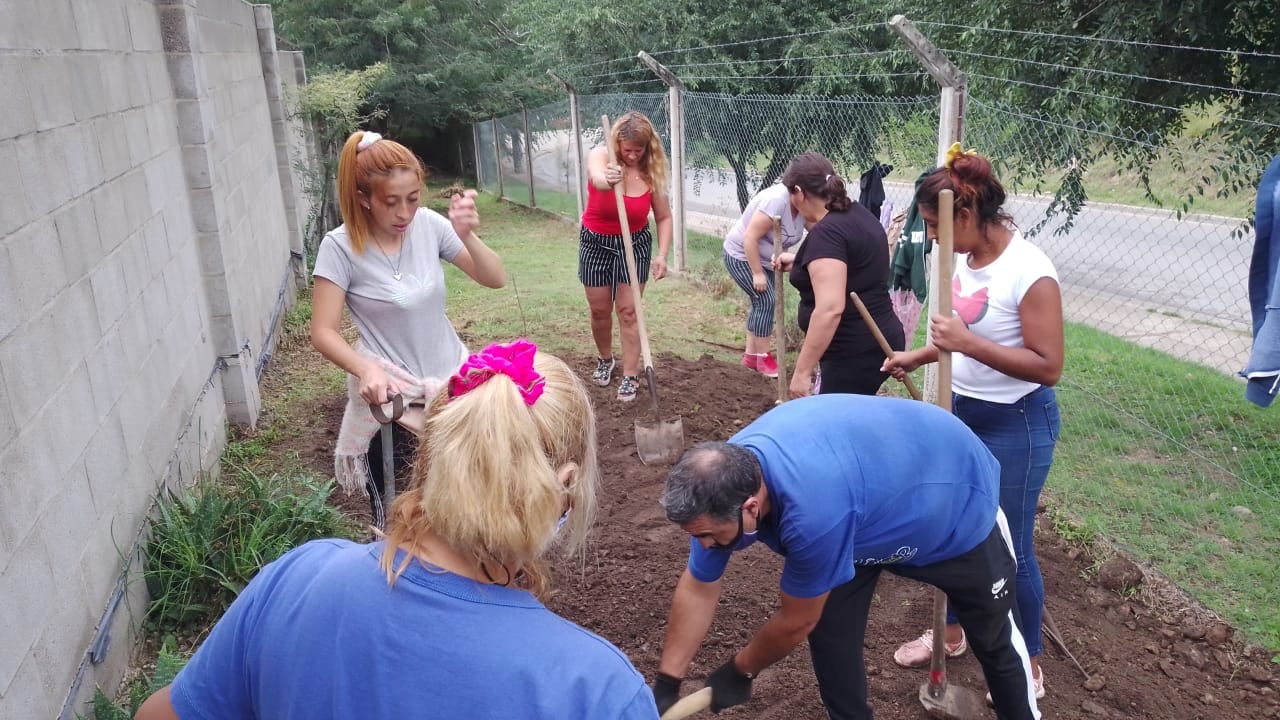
[944,141,976,169]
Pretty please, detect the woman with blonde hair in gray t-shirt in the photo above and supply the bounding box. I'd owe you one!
[311,130,506,514]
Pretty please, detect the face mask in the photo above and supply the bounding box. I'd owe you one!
[710,504,757,552]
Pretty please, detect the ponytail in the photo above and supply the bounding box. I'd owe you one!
[781,152,851,211]
[334,130,426,255]
[380,348,598,600]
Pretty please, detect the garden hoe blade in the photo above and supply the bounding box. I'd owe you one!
[918,593,988,720]
[635,365,684,466]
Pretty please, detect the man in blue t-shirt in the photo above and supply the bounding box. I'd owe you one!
[649,394,1041,720]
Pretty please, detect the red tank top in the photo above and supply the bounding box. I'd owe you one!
[581,184,653,235]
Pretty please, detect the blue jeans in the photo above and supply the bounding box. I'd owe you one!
[946,385,1061,658]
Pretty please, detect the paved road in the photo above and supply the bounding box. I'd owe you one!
[512,131,1256,374]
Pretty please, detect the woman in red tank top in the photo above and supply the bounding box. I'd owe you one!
[578,112,674,402]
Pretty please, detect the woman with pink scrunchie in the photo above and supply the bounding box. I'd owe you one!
[137,341,661,720]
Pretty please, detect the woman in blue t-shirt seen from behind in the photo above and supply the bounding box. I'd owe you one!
[779,152,904,398]
[135,342,661,720]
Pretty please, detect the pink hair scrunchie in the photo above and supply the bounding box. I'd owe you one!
[448,339,545,406]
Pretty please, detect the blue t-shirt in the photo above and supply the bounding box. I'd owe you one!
[687,395,1000,598]
[171,539,658,720]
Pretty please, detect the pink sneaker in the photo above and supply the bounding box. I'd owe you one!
[741,353,757,370]
[892,629,968,668]
[754,352,779,378]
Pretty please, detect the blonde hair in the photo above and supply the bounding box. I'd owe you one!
[336,130,425,254]
[379,350,599,599]
[611,112,669,198]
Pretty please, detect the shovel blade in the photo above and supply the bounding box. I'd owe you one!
[918,682,989,720]
[635,417,685,466]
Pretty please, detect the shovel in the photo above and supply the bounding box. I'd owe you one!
[918,189,987,720]
[600,115,684,465]
[770,215,790,405]
[369,392,405,531]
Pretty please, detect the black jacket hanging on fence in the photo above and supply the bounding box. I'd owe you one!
[858,161,893,219]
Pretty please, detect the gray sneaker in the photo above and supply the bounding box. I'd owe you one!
[617,375,639,402]
[591,357,615,387]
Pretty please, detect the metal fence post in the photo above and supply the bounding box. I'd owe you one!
[547,71,586,221]
[889,15,968,404]
[491,117,504,200]
[639,51,687,273]
[520,101,536,208]
[472,123,483,189]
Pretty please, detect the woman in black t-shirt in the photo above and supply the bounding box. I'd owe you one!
[780,153,904,397]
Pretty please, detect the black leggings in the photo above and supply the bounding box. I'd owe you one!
[807,521,1040,720]
[366,421,417,516]
[818,349,892,396]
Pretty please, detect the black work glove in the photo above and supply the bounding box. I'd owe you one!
[651,672,682,715]
[707,657,753,713]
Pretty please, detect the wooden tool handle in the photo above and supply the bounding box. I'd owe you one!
[600,115,655,371]
[936,189,955,414]
[771,215,789,404]
[849,291,921,401]
[661,687,713,720]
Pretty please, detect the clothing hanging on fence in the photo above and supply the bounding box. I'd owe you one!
[888,168,935,343]
[1242,153,1280,408]
[858,161,893,219]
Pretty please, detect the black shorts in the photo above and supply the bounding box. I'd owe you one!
[578,224,652,288]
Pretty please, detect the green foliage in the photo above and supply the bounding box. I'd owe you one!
[144,471,356,632]
[267,0,554,138]
[291,62,390,253]
[80,639,188,720]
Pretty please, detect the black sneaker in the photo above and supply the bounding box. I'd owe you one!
[591,357,615,387]
[617,375,639,402]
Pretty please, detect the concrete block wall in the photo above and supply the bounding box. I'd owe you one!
[0,1,314,717]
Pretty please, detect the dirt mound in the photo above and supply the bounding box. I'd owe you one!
[545,353,1280,720]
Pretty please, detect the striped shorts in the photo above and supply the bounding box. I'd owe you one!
[579,225,652,293]
[723,252,777,336]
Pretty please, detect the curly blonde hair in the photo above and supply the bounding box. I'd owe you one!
[611,111,669,197]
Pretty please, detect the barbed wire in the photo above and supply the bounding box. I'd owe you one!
[680,71,928,84]
[968,73,1280,130]
[647,23,885,58]
[916,20,1280,61]
[686,90,938,107]
[579,77,668,92]
[944,48,1280,99]
[665,49,908,69]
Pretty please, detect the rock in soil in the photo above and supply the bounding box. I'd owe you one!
[1084,675,1108,692]
[1205,623,1234,648]
[1097,555,1145,593]
[1082,699,1110,715]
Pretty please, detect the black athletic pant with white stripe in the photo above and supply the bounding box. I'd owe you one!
[807,515,1040,720]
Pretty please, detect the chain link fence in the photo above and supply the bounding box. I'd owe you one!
[473,63,1278,573]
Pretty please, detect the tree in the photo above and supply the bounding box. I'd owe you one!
[266,0,555,163]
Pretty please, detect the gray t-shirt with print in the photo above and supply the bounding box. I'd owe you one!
[313,207,466,379]
[722,183,805,266]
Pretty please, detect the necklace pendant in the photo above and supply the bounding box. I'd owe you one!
[393,272,402,281]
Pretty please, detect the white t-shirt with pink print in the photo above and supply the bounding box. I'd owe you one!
[952,231,1059,403]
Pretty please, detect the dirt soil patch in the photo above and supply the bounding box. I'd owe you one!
[301,350,1279,718]
[543,353,1280,720]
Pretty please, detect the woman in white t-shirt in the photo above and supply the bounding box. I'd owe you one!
[721,183,805,377]
[883,145,1063,700]
[310,131,506,515]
